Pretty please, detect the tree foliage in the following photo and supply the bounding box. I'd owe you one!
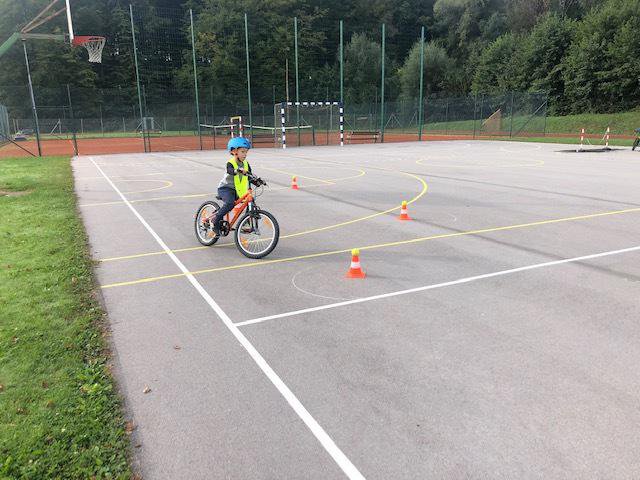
[0,0,638,114]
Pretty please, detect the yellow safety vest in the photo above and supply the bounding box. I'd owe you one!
[229,157,250,197]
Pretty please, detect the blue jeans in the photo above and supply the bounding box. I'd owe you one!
[213,187,236,230]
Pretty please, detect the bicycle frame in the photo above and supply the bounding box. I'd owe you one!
[224,189,255,227]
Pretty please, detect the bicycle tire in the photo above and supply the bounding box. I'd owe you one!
[633,139,639,151]
[234,210,279,259]
[195,201,221,246]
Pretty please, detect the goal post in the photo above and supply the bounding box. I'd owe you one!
[277,101,344,149]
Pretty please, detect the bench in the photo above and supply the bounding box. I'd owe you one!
[347,130,380,143]
[250,132,277,145]
[138,129,163,137]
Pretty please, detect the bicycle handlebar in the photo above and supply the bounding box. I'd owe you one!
[247,172,267,187]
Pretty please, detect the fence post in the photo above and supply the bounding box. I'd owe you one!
[509,92,514,138]
[99,104,104,136]
[444,99,449,135]
[472,94,477,139]
[244,13,253,140]
[479,94,484,137]
[129,4,147,152]
[379,23,386,142]
[417,26,425,141]
[190,9,203,150]
[294,17,300,146]
[210,86,215,128]
[339,20,344,105]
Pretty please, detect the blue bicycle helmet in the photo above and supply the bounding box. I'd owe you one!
[227,136,252,151]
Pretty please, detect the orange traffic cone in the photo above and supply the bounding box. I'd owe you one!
[398,200,412,220]
[346,248,366,279]
[291,176,299,190]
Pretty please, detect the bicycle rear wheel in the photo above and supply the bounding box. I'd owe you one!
[195,201,220,246]
[234,210,279,259]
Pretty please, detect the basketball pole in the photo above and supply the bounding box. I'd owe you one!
[22,40,42,157]
[65,0,74,43]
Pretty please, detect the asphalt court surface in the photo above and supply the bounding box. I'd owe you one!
[74,141,640,479]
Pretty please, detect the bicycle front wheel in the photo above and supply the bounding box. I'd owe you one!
[633,138,639,151]
[234,210,279,259]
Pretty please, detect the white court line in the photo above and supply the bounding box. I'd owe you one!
[87,157,365,480]
[236,245,640,328]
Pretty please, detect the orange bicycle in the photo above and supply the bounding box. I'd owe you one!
[194,173,279,258]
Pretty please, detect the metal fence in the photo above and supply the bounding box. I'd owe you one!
[0,5,548,157]
[0,87,547,156]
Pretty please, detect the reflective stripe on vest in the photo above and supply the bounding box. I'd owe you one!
[229,157,249,197]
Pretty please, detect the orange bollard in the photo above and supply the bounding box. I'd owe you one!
[345,248,366,279]
[398,201,412,220]
[291,176,299,190]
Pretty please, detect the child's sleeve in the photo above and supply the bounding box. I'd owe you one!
[226,162,235,175]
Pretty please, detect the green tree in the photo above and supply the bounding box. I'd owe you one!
[563,0,640,112]
[519,13,575,114]
[472,33,525,93]
[433,0,507,55]
[397,40,452,101]
[343,32,381,104]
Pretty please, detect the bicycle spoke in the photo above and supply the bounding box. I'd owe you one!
[237,213,277,256]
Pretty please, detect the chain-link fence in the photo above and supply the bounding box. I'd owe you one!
[424,92,548,138]
[0,5,548,157]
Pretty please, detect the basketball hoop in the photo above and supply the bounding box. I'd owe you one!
[72,35,105,63]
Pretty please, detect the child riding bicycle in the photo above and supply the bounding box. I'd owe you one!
[633,128,640,151]
[212,137,254,237]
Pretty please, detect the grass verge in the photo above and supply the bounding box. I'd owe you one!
[0,156,132,479]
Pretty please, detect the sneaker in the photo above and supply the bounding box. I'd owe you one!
[212,225,221,237]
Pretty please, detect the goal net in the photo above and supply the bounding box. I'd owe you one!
[278,101,344,148]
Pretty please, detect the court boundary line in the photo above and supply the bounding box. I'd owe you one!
[235,244,640,327]
[87,157,366,480]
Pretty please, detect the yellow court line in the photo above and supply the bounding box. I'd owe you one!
[80,192,212,208]
[120,179,173,194]
[416,158,545,168]
[80,166,365,209]
[282,172,427,240]
[325,168,367,182]
[81,181,339,209]
[261,166,334,184]
[100,206,640,289]
[267,182,331,192]
[98,170,426,262]
[77,169,205,181]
